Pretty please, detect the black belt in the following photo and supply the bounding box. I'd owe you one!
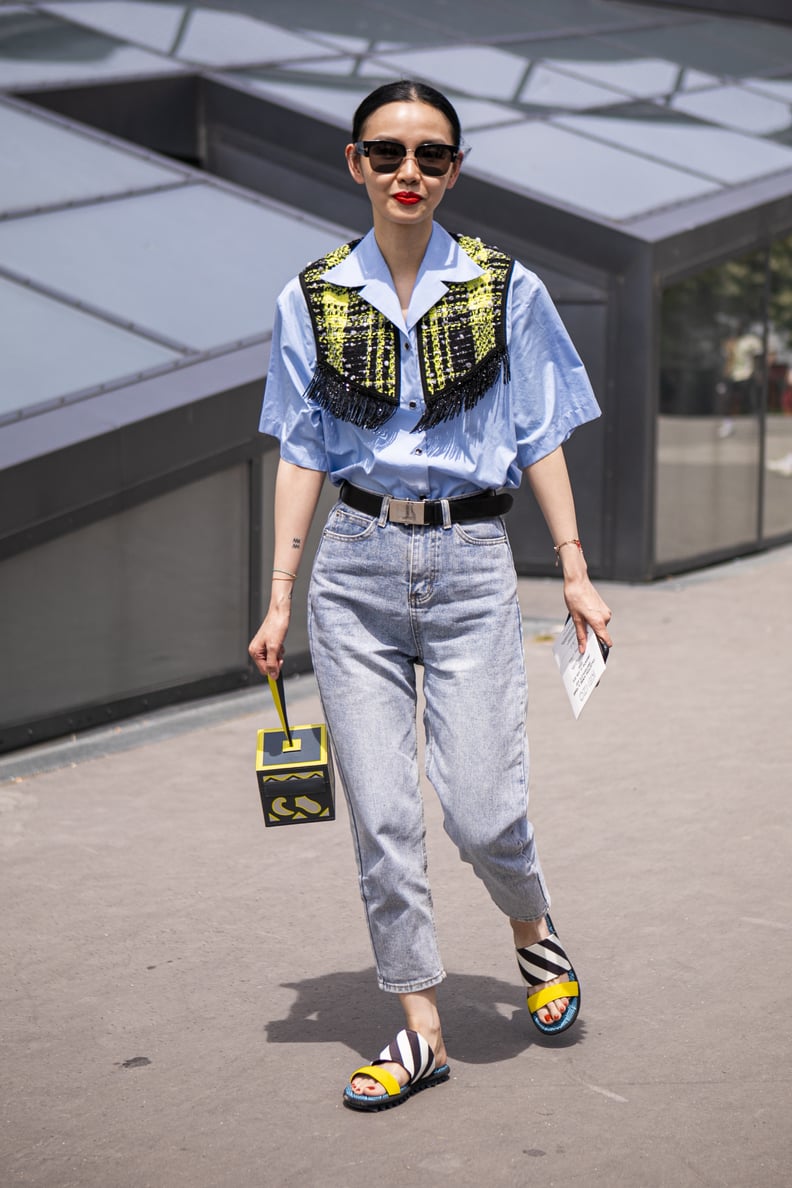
[339,481,513,526]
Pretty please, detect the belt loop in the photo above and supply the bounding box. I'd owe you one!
[378,495,391,528]
[440,498,452,530]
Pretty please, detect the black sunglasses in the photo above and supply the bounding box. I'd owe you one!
[354,140,459,177]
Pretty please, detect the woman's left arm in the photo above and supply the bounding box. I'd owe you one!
[524,445,613,653]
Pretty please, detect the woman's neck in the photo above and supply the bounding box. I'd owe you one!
[373,219,433,317]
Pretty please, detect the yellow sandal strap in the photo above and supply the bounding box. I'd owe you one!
[348,1064,402,1098]
[527,979,579,1014]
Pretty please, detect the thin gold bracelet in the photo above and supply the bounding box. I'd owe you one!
[272,568,298,580]
[553,539,582,567]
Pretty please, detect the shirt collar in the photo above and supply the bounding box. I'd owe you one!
[321,223,484,331]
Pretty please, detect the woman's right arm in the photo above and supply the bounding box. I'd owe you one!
[248,458,325,680]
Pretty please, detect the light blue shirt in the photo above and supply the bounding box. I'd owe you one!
[260,223,600,499]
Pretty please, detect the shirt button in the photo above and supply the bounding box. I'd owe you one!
[409,401,417,409]
[413,448,423,455]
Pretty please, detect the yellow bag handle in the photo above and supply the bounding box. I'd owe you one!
[267,672,301,751]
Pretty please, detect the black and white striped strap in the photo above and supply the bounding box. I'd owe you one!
[516,934,573,988]
[375,1029,436,1085]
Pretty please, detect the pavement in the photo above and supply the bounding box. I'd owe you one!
[2,546,791,1188]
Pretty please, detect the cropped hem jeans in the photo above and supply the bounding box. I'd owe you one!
[308,500,550,994]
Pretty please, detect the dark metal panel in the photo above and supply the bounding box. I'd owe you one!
[20,74,201,162]
[0,465,251,748]
[0,670,253,754]
[0,345,270,556]
[625,1,792,24]
[652,192,792,284]
[627,174,792,249]
[508,301,608,576]
[608,246,658,582]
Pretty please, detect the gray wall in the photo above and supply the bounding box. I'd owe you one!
[0,465,251,749]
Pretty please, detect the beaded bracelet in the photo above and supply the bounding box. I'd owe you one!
[553,539,582,567]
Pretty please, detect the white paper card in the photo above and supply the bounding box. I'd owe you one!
[552,618,607,719]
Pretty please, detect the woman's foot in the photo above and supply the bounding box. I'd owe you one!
[511,916,572,1025]
[349,988,447,1097]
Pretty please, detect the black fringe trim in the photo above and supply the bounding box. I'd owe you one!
[304,364,398,430]
[413,346,510,431]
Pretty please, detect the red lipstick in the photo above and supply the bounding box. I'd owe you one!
[394,192,422,205]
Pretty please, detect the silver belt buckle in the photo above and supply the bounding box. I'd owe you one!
[388,498,426,525]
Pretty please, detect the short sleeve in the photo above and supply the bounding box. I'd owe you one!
[507,263,601,469]
[258,278,328,471]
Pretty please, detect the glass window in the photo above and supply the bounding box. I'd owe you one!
[705,16,792,71]
[0,9,181,88]
[41,1,188,55]
[467,121,719,222]
[764,233,792,538]
[0,275,181,420]
[191,0,449,49]
[671,85,792,137]
[540,55,681,100]
[366,45,531,103]
[517,65,626,112]
[656,251,767,565]
[0,103,184,216]
[0,184,351,353]
[174,11,334,67]
[42,2,336,62]
[554,112,792,184]
[743,77,792,106]
[603,22,788,76]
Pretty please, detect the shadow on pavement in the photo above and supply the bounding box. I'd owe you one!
[265,968,587,1062]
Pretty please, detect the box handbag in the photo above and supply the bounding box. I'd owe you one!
[255,673,335,826]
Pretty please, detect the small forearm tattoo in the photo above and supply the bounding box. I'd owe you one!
[291,537,301,549]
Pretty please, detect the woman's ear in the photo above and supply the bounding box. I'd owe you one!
[345,144,365,185]
[445,152,463,191]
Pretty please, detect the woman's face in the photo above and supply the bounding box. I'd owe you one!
[345,100,462,231]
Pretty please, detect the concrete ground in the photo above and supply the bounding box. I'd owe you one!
[2,547,791,1188]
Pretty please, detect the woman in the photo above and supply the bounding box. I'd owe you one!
[249,80,612,1113]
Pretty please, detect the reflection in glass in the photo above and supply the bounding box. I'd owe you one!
[518,64,624,112]
[468,121,718,222]
[0,276,180,419]
[0,8,178,87]
[0,103,182,215]
[42,2,333,63]
[657,251,766,564]
[671,85,792,137]
[369,45,527,103]
[0,184,348,350]
[554,112,792,185]
[764,233,792,537]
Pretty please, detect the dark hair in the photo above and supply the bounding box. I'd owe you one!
[351,80,461,148]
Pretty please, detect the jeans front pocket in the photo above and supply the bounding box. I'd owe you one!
[321,503,378,542]
[453,517,508,546]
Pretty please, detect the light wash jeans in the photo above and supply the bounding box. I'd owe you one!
[308,499,550,993]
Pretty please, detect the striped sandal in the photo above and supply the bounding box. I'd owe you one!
[515,916,581,1035]
[342,1028,451,1112]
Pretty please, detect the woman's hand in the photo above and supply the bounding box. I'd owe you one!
[563,572,613,654]
[248,602,291,680]
[523,446,613,654]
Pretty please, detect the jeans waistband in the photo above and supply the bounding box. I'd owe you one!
[339,481,513,526]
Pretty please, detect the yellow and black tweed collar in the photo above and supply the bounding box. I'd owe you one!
[299,235,514,431]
